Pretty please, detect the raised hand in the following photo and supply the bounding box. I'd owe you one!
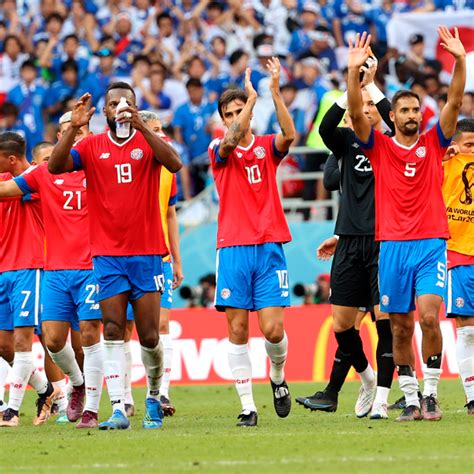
[438,26,466,59]
[70,94,95,127]
[266,56,282,93]
[361,49,378,86]
[316,236,338,260]
[244,67,257,101]
[348,32,372,70]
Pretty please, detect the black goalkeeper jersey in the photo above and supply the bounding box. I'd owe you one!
[320,100,393,236]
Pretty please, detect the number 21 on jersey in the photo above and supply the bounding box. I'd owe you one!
[63,190,82,210]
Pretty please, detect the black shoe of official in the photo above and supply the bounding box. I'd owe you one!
[271,380,291,418]
[465,400,474,415]
[295,390,338,412]
[388,391,422,411]
[236,410,258,427]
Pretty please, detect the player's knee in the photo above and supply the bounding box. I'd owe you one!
[45,336,66,354]
[391,322,413,343]
[139,333,159,348]
[80,326,101,347]
[262,322,284,343]
[228,323,248,344]
[419,312,440,333]
[103,320,125,341]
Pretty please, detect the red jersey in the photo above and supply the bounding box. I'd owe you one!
[14,164,92,270]
[70,130,168,257]
[0,171,44,272]
[360,123,450,241]
[209,134,291,248]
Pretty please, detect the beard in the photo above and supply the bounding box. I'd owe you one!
[399,121,419,136]
[106,115,117,133]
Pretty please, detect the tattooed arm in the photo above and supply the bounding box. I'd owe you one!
[218,68,257,159]
[267,57,296,154]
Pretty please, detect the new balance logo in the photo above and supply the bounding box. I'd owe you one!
[20,311,29,317]
[281,291,289,297]
[54,179,64,185]
[99,153,110,159]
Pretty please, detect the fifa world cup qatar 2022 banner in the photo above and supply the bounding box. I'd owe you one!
[30,305,459,385]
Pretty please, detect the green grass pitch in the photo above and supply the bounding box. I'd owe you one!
[0,380,471,473]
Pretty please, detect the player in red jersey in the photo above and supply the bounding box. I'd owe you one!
[48,82,182,430]
[0,133,59,427]
[208,60,295,427]
[347,28,466,421]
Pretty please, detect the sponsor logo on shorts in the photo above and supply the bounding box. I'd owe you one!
[455,297,465,308]
[381,295,389,306]
[221,288,231,300]
[254,146,266,159]
[131,148,144,160]
[415,146,426,158]
[281,291,289,297]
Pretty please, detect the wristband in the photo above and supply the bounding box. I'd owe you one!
[365,82,385,104]
[335,92,348,110]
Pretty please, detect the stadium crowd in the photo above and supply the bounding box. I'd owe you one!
[0,0,473,203]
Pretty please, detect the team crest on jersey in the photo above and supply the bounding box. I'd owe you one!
[415,146,426,158]
[254,146,266,159]
[221,288,231,300]
[455,297,465,308]
[236,152,243,158]
[381,295,389,306]
[99,153,110,159]
[131,148,144,160]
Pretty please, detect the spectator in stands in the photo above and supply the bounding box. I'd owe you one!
[7,59,47,159]
[227,49,249,90]
[411,80,439,131]
[138,70,172,111]
[0,34,28,94]
[0,102,30,156]
[288,3,321,63]
[460,92,474,119]
[31,12,65,49]
[405,33,442,77]
[333,0,371,47]
[172,78,217,197]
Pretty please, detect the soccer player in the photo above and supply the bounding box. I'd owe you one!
[138,110,184,415]
[0,132,58,427]
[297,59,398,419]
[31,141,54,164]
[208,59,294,427]
[347,28,466,421]
[442,118,474,415]
[48,83,182,430]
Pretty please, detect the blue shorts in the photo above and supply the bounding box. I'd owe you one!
[447,265,474,317]
[215,243,290,312]
[379,239,447,313]
[0,269,42,330]
[92,256,164,302]
[125,261,173,320]
[41,270,101,331]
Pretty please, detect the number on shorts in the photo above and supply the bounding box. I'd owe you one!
[436,262,446,288]
[404,163,416,177]
[20,290,31,309]
[276,270,289,289]
[63,190,82,210]
[85,284,97,304]
[154,275,164,291]
[115,163,132,184]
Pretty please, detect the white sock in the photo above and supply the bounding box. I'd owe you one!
[141,342,164,401]
[8,352,34,411]
[265,332,288,385]
[29,368,49,394]
[48,344,84,387]
[422,367,442,398]
[123,341,134,405]
[83,342,103,414]
[227,341,256,412]
[359,365,376,389]
[399,374,420,408]
[456,326,474,402]
[0,357,11,401]
[159,334,173,398]
[53,378,68,412]
[374,386,390,405]
[103,340,126,415]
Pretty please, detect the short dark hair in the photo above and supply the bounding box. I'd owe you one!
[453,118,474,140]
[156,12,172,24]
[133,54,151,66]
[186,78,203,89]
[61,59,78,73]
[0,132,26,157]
[392,90,421,110]
[105,82,136,101]
[64,34,79,43]
[4,34,22,50]
[32,141,53,159]
[46,13,64,24]
[218,89,248,118]
[199,273,216,286]
[20,59,37,71]
[229,49,247,66]
[0,102,19,117]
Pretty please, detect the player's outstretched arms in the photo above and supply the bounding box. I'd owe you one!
[49,93,95,174]
[124,108,182,172]
[347,32,372,143]
[0,179,23,198]
[267,57,295,153]
[317,236,338,260]
[438,26,466,140]
[218,67,257,159]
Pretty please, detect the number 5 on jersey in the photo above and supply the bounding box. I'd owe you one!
[404,163,416,177]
